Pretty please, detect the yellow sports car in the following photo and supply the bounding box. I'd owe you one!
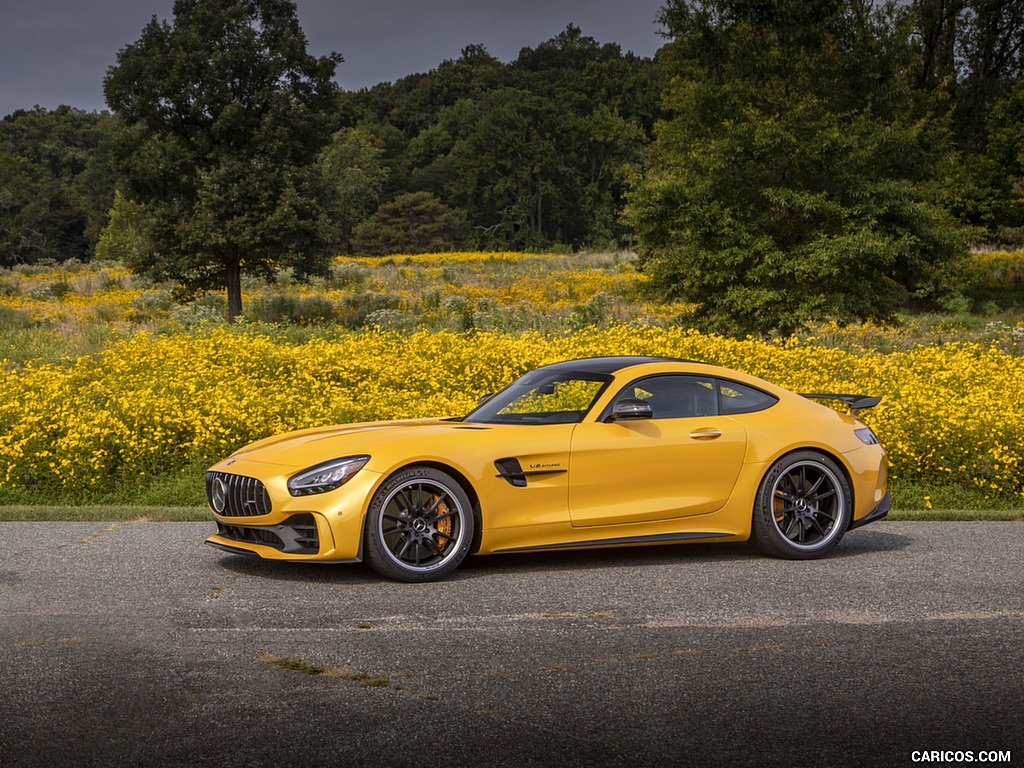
[205,357,888,582]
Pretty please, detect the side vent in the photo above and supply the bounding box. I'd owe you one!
[494,458,528,487]
[494,457,568,487]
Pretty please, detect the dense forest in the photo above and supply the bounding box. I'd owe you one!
[1,0,1022,333]
[0,23,659,265]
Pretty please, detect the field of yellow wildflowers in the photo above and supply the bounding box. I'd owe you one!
[0,252,689,342]
[2,252,1023,508]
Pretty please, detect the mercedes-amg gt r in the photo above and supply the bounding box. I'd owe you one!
[205,357,888,581]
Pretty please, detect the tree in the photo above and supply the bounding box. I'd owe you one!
[336,25,658,251]
[0,153,91,267]
[94,190,150,263]
[447,89,564,248]
[351,192,469,255]
[468,27,651,247]
[0,107,116,264]
[426,44,509,108]
[909,0,1024,235]
[626,0,974,336]
[984,79,1024,240]
[507,28,652,247]
[318,127,390,253]
[103,0,342,320]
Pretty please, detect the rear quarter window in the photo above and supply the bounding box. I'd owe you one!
[718,380,778,415]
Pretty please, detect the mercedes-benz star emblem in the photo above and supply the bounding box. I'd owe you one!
[211,476,228,514]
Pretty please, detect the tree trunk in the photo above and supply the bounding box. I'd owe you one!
[226,251,243,322]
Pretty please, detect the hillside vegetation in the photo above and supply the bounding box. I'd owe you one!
[5,1,1024,337]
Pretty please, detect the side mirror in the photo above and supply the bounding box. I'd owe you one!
[610,398,653,421]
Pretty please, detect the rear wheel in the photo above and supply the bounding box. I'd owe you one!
[751,451,851,559]
[363,466,474,582]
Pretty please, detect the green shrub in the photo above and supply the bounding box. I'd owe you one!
[0,305,33,330]
[339,292,401,327]
[247,294,338,325]
[351,192,470,256]
[330,261,372,290]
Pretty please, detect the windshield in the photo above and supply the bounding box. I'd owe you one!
[464,371,611,424]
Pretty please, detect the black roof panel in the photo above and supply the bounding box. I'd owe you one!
[535,356,690,375]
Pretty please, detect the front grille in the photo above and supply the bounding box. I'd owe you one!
[216,514,319,555]
[206,472,273,517]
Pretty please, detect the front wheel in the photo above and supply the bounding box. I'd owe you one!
[363,466,475,582]
[751,451,852,559]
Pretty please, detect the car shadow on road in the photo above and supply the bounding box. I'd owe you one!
[458,541,755,578]
[458,527,912,575]
[206,527,913,583]
[831,528,914,557]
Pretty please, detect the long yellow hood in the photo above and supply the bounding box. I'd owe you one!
[224,418,489,468]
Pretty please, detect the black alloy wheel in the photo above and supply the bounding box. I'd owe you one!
[751,450,852,559]
[363,466,475,582]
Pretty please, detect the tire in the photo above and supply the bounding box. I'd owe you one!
[750,450,852,560]
[363,466,475,582]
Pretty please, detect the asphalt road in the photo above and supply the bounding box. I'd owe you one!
[1,521,1021,768]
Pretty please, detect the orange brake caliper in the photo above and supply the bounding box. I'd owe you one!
[432,494,452,545]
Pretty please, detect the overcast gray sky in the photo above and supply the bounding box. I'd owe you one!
[0,0,668,117]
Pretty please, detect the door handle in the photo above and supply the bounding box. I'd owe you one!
[689,428,722,440]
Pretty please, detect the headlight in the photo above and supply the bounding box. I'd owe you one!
[855,427,879,446]
[288,455,370,496]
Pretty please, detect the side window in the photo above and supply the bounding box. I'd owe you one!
[717,380,778,414]
[615,375,718,419]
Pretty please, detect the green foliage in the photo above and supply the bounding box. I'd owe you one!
[94,190,150,263]
[628,0,976,336]
[983,80,1024,242]
[6,6,1024,336]
[340,25,659,251]
[329,260,372,290]
[352,192,469,255]
[318,127,390,252]
[962,251,1024,309]
[0,304,33,330]
[0,106,117,266]
[569,292,613,329]
[911,0,1024,238]
[246,294,338,326]
[0,150,88,267]
[890,481,1024,516]
[336,292,402,327]
[446,89,563,248]
[102,0,343,320]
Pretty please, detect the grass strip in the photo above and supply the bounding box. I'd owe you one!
[0,505,208,522]
[887,508,1023,521]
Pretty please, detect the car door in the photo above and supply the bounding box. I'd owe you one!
[568,374,747,527]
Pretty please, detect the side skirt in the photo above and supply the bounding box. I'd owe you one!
[493,531,732,554]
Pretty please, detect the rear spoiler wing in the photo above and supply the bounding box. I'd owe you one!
[800,393,882,417]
